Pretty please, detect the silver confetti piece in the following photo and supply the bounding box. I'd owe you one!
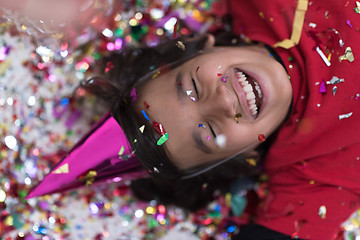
[332,86,337,95]
[339,112,353,120]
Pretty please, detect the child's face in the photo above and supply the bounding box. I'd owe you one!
[136,45,292,170]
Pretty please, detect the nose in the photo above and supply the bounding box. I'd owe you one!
[199,84,236,119]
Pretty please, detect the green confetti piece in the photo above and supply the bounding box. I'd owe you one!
[118,146,125,156]
[156,133,168,146]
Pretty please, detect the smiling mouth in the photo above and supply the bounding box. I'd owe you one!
[235,68,263,117]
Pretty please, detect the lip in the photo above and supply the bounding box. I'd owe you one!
[232,68,266,120]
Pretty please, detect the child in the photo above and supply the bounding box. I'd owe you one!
[29,0,359,239]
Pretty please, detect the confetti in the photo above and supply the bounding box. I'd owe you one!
[190,96,196,102]
[273,0,308,49]
[258,134,266,143]
[215,134,226,148]
[119,145,125,155]
[199,124,206,128]
[153,122,166,136]
[339,112,353,120]
[53,163,70,174]
[186,90,192,96]
[318,205,327,219]
[347,20,353,28]
[332,86,337,96]
[142,110,150,121]
[152,70,161,79]
[246,158,257,166]
[130,88,138,102]
[339,47,355,62]
[78,170,97,186]
[355,1,360,13]
[328,76,345,85]
[221,77,227,82]
[316,47,331,66]
[176,41,185,50]
[139,125,145,133]
[144,101,150,109]
[319,80,326,93]
[156,133,169,145]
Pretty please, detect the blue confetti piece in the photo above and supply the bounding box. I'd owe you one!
[60,98,69,105]
[142,110,150,121]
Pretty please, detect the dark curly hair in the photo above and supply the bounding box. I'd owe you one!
[81,33,264,210]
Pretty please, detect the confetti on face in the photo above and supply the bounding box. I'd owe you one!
[190,96,196,102]
[234,113,242,122]
[339,112,353,120]
[142,110,150,121]
[153,121,166,136]
[215,134,226,148]
[258,134,266,143]
[144,101,150,109]
[318,205,327,219]
[221,77,227,82]
[186,90,192,96]
[217,73,222,77]
[207,136,211,140]
[157,133,169,145]
[152,70,161,79]
[199,124,206,128]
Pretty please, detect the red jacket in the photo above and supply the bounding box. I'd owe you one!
[228,0,360,239]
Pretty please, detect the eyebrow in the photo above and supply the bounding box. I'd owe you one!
[192,131,212,154]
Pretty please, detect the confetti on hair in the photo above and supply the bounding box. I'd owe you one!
[153,122,166,136]
[53,163,69,174]
[215,134,226,148]
[339,47,354,62]
[153,167,160,173]
[258,134,266,143]
[318,205,327,219]
[142,110,150,121]
[144,101,150,109]
[157,133,169,145]
[105,61,114,73]
[339,112,353,120]
[139,125,145,133]
[130,88,138,102]
[246,158,257,166]
[176,41,185,50]
[319,80,326,93]
[152,70,161,79]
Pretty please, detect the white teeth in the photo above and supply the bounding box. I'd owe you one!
[236,71,261,116]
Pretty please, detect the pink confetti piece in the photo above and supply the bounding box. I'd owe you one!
[319,80,326,93]
[346,20,353,28]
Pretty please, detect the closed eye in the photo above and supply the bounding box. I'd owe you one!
[207,122,217,138]
[192,78,199,98]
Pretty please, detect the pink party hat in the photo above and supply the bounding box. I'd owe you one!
[26,113,148,199]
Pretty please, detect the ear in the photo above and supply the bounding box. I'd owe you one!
[204,34,215,49]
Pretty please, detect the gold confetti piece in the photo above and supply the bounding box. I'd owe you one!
[0,60,12,76]
[78,170,97,186]
[273,0,308,49]
[318,205,327,219]
[139,125,145,133]
[176,41,185,50]
[53,163,69,174]
[246,158,257,166]
[152,70,161,79]
[339,47,355,62]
